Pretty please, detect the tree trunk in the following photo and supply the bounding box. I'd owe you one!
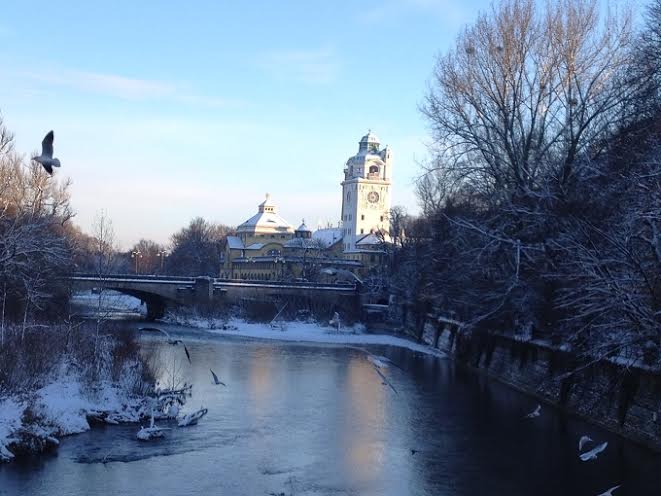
[1,283,6,347]
[22,299,29,342]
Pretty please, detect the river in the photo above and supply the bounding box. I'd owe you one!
[1,320,659,495]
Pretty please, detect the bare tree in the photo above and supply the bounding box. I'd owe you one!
[422,0,635,198]
[0,115,74,327]
[128,239,167,275]
[167,217,233,276]
[632,0,661,115]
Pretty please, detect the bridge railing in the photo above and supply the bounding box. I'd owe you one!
[72,273,195,282]
[71,273,357,291]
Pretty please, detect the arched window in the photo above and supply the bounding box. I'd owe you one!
[369,165,379,174]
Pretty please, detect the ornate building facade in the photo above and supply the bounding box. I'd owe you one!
[220,132,392,281]
[341,131,392,251]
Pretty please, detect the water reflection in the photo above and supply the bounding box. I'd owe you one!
[344,355,386,485]
[0,326,660,496]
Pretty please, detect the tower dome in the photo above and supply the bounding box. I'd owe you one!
[295,219,312,238]
[358,130,380,153]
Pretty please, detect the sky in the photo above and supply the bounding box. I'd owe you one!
[0,0,525,247]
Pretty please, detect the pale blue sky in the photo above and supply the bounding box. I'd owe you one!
[1,0,520,246]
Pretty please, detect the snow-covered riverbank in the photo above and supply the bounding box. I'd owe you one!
[0,373,150,462]
[0,316,158,463]
[164,314,447,358]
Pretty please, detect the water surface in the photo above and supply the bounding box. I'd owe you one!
[1,323,659,495]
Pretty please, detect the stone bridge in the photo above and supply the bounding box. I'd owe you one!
[71,274,359,320]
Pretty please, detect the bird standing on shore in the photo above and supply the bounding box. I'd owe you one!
[33,130,61,175]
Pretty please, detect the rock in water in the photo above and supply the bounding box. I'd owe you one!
[136,426,168,441]
[178,408,208,427]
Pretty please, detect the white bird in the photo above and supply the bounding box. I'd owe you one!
[32,130,61,175]
[525,404,541,418]
[210,368,226,386]
[329,311,341,330]
[579,441,608,461]
[596,484,621,496]
[579,435,593,451]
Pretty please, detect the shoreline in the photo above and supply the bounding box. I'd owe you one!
[160,316,448,358]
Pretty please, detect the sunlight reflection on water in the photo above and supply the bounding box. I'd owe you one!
[1,323,660,496]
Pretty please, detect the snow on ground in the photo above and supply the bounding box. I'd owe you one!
[71,290,145,315]
[0,373,148,462]
[35,379,94,435]
[199,318,447,357]
[0,398,23,461]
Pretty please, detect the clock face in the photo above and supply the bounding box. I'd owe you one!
[367,191,380,204]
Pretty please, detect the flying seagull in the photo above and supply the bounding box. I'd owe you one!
[373,365,398,394]
[596,484,621,496]
[578,435,593,451]
[139,326,179,343]
[33,130,61,175]
[139,326,190,361]
[525,404,541,418]
[210,368,226,386]
[579,441,608,461]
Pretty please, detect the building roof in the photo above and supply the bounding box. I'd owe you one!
[245,243,265,250]
[238,212,293,232]
[226,236,244,250]
[259,193,276,208]
[296,219,311,233]
[237,195,294,234]
[312,228,343,248]
[359,130,380,145]
[356,233,381,246]
[284,237,321,249]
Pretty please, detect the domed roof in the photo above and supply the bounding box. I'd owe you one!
[237,194,294,234]
[359,130,380,145]
[259,193,275,208]
[296,219,311,232]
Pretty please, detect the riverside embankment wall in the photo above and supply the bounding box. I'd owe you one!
[408,321,661,451]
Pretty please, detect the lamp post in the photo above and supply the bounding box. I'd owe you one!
[274,256,286,281]
[156,249,168,274]
[131,250,142,274]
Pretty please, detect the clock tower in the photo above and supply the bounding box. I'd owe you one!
[340,131,392,251]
